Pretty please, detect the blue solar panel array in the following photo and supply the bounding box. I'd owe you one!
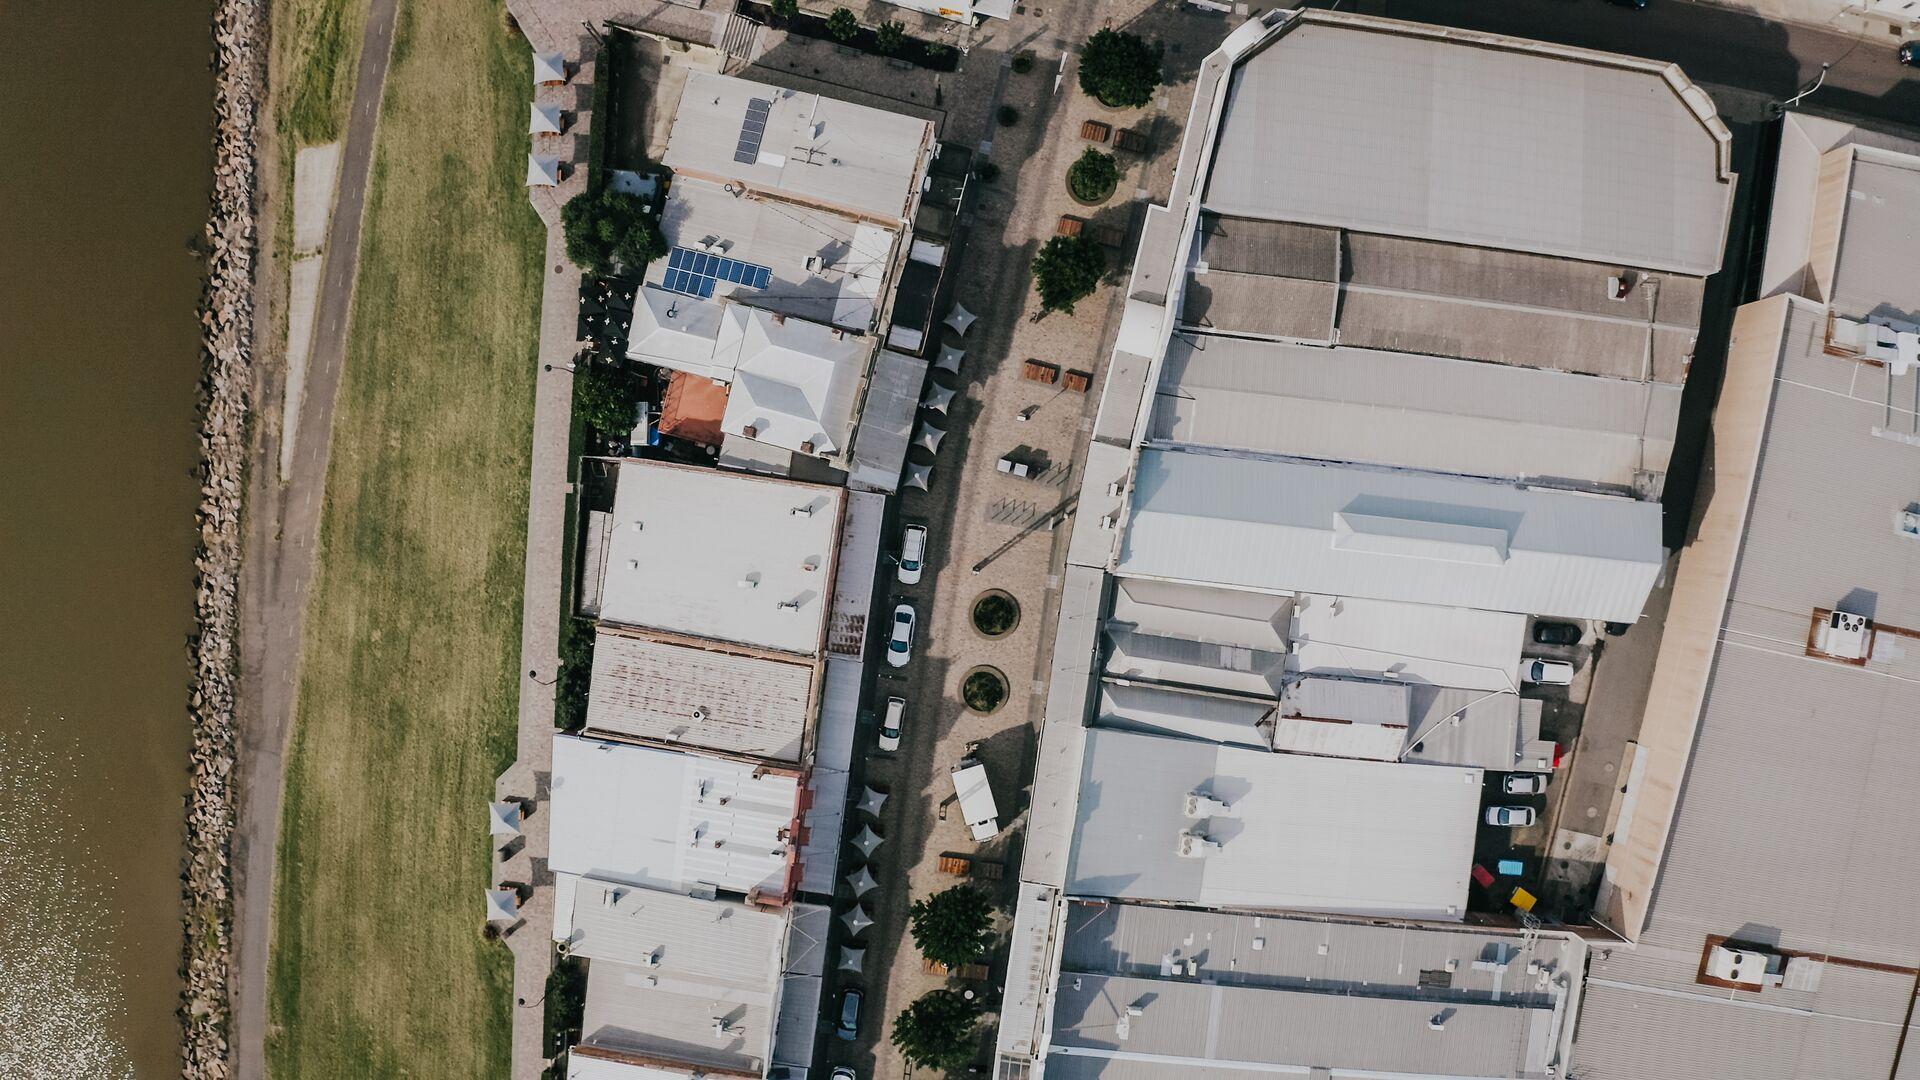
[661,246,773,299]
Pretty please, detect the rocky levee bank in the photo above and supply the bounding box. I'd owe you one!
[182,0,261,1073]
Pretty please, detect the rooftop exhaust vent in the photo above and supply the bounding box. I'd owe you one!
[1706,944,1782,988]
[1183,792,1236,818]
[1175,829,1222,859]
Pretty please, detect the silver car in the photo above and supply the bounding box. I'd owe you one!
[886,604,916,668]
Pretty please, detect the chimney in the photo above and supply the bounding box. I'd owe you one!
[799,440,815,454]
[742,424,759,437]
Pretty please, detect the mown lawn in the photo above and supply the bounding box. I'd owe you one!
[265,0,545,1074]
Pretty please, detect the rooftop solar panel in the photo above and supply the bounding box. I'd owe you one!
[734,97,774,165]
[660,246,774,300]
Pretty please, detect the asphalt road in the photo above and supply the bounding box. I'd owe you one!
[230,0,401,1073]
[1344,0,1920,132]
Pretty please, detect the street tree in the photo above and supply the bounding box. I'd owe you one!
[909,886,996,968]
[890,989,983,1073]
[1031,234,1106,315]
[826,7,859,43]
[561,189,665,277]
[875,19,906,55]
[1078,28,1162,108]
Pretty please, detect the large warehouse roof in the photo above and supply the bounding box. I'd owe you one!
[1066,728,1480,918]
[1205,14,1733,275]
[549,734,800,903]
[1149,333,1680,493]
[1118,449,1666,622]
[664,72,933,223]
[597,460,843,656]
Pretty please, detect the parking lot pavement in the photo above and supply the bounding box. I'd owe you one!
[810,5,1237,1077]
[1533,555,1680,922]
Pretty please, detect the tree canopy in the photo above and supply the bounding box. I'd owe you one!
[572,363,643,440]
[909,886,996,968]
[890,989,983,1073]
[875,19,906,55]
[1066,147,1119,203]
[1031,234,1106,315]
[826,7,859,42]
[1078,29,1162,109]
[561,188,666,277]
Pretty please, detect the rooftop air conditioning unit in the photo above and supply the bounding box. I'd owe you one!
[1817,609,1872,660]
[1175,829,1222,858]
[691,706,708,723]
[1706,944,1782,988]
[1183,792,1236,818]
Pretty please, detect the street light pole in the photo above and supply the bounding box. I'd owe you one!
[1776,62,1831,115]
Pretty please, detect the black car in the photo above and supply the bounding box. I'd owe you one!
[1902,41,1919,67]
[836,988,863,1041]
[1531,620,1583,647]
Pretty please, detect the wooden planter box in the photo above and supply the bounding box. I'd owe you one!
[1023,359,1060,385]
[1055,215,1085,238]
[1114,127,1150,154]
[1080,119,1112,143]
[1063,369,1092,393]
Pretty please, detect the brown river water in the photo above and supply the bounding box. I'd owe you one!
[0,1,213,1075]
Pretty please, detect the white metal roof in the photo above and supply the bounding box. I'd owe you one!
[584,630,814,762]
[719,307,868,456]
[582,957,771,1076]
[1118,449,1666,622]
[1827,148,1920,324]
[827,489,885,656]
[651,176,897,331]
[1286,592,1525,692]
[1040,900,1581,1080]
[626,286,731,382]
[798,658,861,895]
[1150,333,1681,493]
[565,1051,698,1080]
[549,734,801,902]
[1205,15,1733,275]
[1093,681,1273,749]
[1067,728,1480,918]
[848,348,930,493]
[598,460,843,656]
[664,72,933,223]
[565,879,784,980]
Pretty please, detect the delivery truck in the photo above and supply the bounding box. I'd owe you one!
[949,757,1000,842]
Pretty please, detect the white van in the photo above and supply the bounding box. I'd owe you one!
[950,758,1000,842]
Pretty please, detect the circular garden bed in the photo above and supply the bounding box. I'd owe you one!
[1066,147,1120,206]
[971,590,1021,638]
[961,666,1009,715]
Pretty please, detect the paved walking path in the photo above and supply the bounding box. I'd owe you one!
[230,0,401,1073]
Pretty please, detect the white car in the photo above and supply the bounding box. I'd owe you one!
[886,603,916,668]
[1503,773,1548,796]
[1485,805,1537,828]
[897,524,927,585]
[1521,658,1575,685]
[878,696,905,752]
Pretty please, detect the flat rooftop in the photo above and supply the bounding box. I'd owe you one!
[1825,148,1920,325]
[584,628,815,763]
[597,460,843,656]
[1066,727,1481,919]
[549,734,800,902]
[566,880,782,1076]
[650,176,896,332]
[1039,900,1579,1080]
[1150,332,1681,494]
[1118,449,1667,623]
[663,71,933,223]
[1205,14,1733,275]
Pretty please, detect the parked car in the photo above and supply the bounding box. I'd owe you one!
[1521,658,1575,685]
[878,696,905,752]
[1486,805,1538,828]
[836,988,863,1040]
[886,604,916,668]
[897,524,928,585]
[1604,621,1633,637]
[831,1068,857,1080]
[1902,40,1919,67]
[1504,773,1549,796]
[1531,620,1582,647]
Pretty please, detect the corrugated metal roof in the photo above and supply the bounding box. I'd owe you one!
[665,72,932,223]
[1119,449,1666,622]
[1094,681,1273,749]
[1573,253,1920,1072]
[994,884,1061,1062]
[772,903,829,1070]
[585,630,813,762]
[1149,334,1679,492]
[571,882,786,1075]
[848,348,929,494]
[1021,564,1102,890]
[1110,578,1290,651]
[827,490,884,656]
[1829,150,1920,323]
[1049,975,1553,1079]
[549,734,801,901]
[1067,728,1480,917]
[598,460,842,656]
[1204,19,1732,274]
[1286,593,1525,692]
